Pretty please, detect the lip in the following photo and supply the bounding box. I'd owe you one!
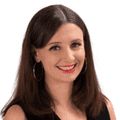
[57,63,77,73]
[58,64,75,67]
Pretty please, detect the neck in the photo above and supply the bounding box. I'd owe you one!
[45,79,73,107]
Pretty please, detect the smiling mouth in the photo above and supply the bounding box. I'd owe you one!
[56,64,77,73]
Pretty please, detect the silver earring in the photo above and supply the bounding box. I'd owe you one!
[81,58,87,74]
[33,62,44,81]
[33,62,37,79]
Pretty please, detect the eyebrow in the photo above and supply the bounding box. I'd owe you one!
[48,42,62,45]
[47,39,83,46]
[71,39,83,43]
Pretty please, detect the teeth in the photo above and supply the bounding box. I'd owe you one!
[58,65,75,70]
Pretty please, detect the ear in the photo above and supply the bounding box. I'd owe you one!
[34,49,41,63]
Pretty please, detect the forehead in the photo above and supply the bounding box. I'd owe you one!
[48,23,84,43]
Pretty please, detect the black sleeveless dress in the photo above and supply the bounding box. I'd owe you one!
[18,103,110,120]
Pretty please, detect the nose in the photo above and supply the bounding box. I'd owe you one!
[61,47,75,62]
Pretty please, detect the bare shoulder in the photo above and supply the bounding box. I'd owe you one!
[4,105,26,120]
[106,99,116,120]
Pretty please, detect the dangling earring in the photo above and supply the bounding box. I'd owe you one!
[33,62,37,79]
[33,62,44,81]
[81,58,87,74]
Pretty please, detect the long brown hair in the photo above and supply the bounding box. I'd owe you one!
[1,4,106,118]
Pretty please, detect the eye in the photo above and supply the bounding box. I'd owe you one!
[49,45,61,51]
[71,42,81,48]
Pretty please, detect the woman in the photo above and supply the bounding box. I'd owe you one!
[1,4,116,120]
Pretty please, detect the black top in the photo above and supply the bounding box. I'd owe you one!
[18,103,110,120]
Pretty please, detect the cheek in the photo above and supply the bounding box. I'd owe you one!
[41,56,58,69]
[77,50,85,60]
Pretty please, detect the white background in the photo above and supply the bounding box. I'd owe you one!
[0,0,120,119]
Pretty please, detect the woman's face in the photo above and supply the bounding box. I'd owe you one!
[35,23,85,84]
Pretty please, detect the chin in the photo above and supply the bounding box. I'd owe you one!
[59,75,78,83]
